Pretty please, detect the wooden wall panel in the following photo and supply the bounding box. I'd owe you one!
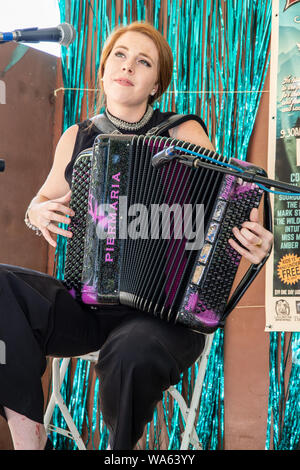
[0,42,58,450]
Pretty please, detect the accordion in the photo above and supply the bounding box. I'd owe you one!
[63,134,270,334]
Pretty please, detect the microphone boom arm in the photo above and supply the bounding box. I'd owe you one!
[152,146,300,195]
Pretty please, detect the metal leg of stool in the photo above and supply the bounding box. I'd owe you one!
[168,386,202,449]
[180,334,214,450]
[44,358,70,431]
[44,358,87,450]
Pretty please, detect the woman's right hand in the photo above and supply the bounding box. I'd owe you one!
[27,190,75,247]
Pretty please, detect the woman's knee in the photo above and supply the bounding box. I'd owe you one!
[0,263,13,279]
[96,322,181,387]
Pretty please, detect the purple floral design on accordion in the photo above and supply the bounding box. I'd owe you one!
[88,193,109,228]
[81,193,113,303]
[80,194,109,304]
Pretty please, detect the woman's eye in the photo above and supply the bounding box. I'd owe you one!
[140,59,151,67]
[114,52,150,67]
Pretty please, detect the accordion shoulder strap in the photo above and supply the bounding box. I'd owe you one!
[90,114,122,135]
[90,113,185,136]
[146,114,185,136]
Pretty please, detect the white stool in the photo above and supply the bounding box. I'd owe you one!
[44,335,213,450]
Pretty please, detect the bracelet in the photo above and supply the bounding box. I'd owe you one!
[24,209,42,236]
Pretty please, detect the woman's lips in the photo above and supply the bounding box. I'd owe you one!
[114,79,134,86]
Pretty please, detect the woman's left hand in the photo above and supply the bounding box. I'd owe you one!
[228,208,273,264]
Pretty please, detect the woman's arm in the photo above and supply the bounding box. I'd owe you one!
[26,124,79,247]
[169,119,273,263]
[169,119,215,150]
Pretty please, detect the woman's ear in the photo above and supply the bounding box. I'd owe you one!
[151,83,159,96]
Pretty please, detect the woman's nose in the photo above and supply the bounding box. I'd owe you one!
[122,62,134,73]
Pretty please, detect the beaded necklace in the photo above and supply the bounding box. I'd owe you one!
[105,104,154,131]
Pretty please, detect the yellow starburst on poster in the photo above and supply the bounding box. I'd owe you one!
[277,253,300,285]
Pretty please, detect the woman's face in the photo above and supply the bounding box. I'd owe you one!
[102,31,159,109]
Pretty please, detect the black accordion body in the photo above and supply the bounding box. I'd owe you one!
[63,134,267,334]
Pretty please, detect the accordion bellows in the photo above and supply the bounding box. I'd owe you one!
[63,134,264,334]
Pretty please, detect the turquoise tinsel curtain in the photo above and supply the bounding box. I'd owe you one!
[49,0,297,451]
[265,331,300,450]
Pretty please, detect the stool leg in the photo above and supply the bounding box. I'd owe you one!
[180,334,214,450]
[168,386,201,449]
[44,358,87,450]
[44,394,56,431]
[44,358,67,431]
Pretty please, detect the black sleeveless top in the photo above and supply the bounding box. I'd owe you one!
[65,109,208,187]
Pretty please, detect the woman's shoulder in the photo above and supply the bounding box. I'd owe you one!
[61,119,94,138]
[76,118,97,133]
[67,119,99,160]
[152,108,208,135]
[151,108,178,128]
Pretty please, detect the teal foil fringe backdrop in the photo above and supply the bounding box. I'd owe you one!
[50,0,278,450]
[265,331,299,450]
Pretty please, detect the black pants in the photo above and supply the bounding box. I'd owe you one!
[0,264,205,450]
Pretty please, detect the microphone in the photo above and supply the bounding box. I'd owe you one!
[152,146,177,168]
[0,23,76,47]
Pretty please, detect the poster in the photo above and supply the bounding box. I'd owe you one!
[265,0,300,331]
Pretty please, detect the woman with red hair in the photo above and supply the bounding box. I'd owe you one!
[0,21,273,450]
